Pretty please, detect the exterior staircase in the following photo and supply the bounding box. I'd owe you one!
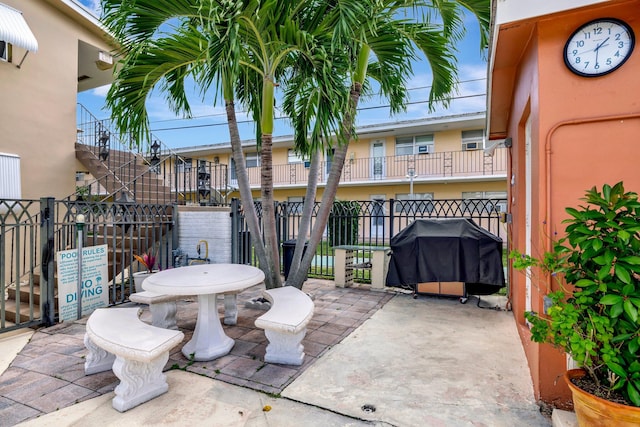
[3,135,176,327]
[74,143,173,205]
[2,104,226,330]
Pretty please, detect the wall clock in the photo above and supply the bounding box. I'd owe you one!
[564,18,635,77]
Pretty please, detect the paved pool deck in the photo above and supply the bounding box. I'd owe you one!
[0,279,553,426]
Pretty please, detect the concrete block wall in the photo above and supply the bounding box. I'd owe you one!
[177,206,232,264]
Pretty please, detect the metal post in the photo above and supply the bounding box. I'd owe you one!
[230,198,239,264]
[40,197,55,326]
[406,168,417,199]
[76,213,85,320]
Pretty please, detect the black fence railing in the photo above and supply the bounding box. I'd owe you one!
[0,197,174,333]
[0,199,41,331]
[231,198,507,282]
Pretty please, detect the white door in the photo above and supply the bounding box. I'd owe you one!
[370,195,385,240]
[525,115,532,313]
[324,148,334,181]
[370,140,385,179]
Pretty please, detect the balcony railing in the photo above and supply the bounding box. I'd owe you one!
[235,148,507,187]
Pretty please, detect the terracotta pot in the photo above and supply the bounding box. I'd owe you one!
[565,368,640,426]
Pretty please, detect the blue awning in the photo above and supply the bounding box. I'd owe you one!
[0,2,38,52]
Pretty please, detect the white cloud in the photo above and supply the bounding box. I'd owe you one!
[145,96,230,123]
[92,84,111,97]
[78,0,101,16]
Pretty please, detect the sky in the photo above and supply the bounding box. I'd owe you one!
[76,0,488,150]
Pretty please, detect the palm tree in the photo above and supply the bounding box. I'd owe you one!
[100,0,275,284]
[100,0,360,288]
[99,0,489,290]
[282,0,491,288]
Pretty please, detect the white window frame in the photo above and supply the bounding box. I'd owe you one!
[462,191,507,213]
[0,40,7,61]
[395,135,434,156]
[245,152,260,168]
[394,193,434,214]
[287,149,305,164]
[176,158,192,173]
[287,196,304,214]
[462,130,484,151]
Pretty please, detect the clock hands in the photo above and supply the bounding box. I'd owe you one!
[594,37,610,52]
[593,37,610,67]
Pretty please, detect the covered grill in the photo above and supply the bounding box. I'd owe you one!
[386,218,505,296]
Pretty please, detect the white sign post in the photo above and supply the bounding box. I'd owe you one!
[57,244,109,322]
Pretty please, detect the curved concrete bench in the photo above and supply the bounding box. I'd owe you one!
[255,286,314,365]
[130,291,240,329]
[84,307,184,412]
[129,291,184,330]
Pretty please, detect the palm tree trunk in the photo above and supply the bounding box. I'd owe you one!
[288,81,364,289]
[225,100,271,284]
[260,133,281,288]
[285,148,321,286]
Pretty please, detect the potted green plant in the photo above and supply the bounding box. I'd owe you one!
[511,182,640,425]
[132,249,158,293]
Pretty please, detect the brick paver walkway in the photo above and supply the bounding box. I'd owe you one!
[0,280,394,425]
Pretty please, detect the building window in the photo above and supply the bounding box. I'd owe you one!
[230,152,260,180]
[395,135,434,156]
[288,149,305,164]
[287,196,304,214]
[462,191,507,213]
[246,152,260,168]
[0,40,8,62]
[461,130,484,151]
[175,158,192,173]
[394,193,434,214]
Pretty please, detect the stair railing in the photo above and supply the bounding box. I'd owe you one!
[75,103,229,206]
[75,104,183,204]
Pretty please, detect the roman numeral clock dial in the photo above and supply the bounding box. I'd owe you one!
[564,18,635,77]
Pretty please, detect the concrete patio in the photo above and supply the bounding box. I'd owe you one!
[0,279,554,426]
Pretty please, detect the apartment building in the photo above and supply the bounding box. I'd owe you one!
[173,112,508,207]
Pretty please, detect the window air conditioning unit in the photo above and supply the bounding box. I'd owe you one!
[463,141,479,151]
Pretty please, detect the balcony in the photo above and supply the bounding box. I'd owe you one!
[236,147,507,188]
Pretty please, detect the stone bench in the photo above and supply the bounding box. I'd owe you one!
[84,307,184,412]
[130,291,240,329]
[255,286,314,365]
[129,291,184,330]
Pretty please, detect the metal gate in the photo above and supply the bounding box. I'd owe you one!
[0,197,174,333]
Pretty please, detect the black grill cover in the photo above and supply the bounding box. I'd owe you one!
[386,218,505,295]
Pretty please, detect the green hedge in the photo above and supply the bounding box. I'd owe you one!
[328,200,360,246]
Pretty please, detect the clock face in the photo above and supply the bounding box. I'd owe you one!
[564,18,635,77]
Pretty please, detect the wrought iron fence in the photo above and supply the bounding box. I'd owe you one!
[0,197,174,333]
[231,198,507,282]
[0,199,41,331]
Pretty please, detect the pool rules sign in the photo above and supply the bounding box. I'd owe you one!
[57,244,109,321]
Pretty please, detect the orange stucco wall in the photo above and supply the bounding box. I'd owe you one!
[502,0,640,407]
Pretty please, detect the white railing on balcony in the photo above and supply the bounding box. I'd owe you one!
[236,148,507,187]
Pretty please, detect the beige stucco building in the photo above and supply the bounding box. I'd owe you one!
[173,112,508,206]
[0,0,114,201]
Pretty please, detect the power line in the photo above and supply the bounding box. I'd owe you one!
[150,77,487,125]
[150,92,487,133]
